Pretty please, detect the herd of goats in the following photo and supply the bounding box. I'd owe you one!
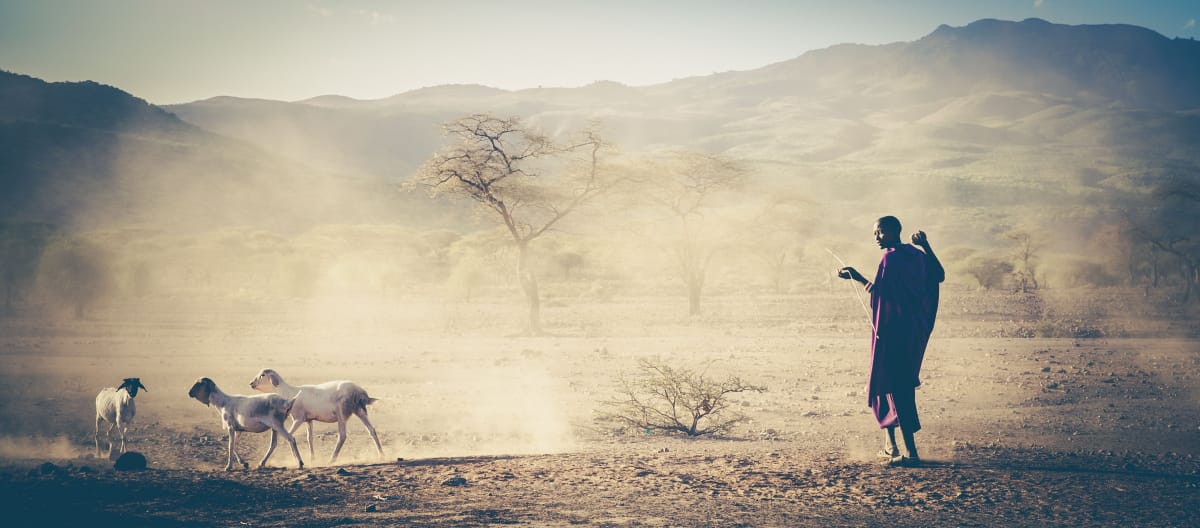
[94,371,384,471]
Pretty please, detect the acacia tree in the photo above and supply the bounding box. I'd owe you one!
[0,222,55,313]
[965,254,1013,290]
[741,196,810,294]
[37,236,114,318]
[1123,180,1200,302]
[1007,230,1041,292]
[638,151,747,315]
[1144,182,1200,302]
[412,114,610,334]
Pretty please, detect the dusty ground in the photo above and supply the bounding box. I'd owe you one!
[0,288,1198,526]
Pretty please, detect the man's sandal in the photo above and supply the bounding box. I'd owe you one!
[883,455,921,467]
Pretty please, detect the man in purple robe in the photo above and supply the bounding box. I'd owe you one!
[838,216,942,466]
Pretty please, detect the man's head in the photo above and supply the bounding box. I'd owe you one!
[874,216,902,249]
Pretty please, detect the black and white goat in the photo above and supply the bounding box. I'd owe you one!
[94,377,147,457]
[187,377,304,471]
[249,368,384,463]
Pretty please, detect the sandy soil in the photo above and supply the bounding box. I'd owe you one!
[0,288,1198,526]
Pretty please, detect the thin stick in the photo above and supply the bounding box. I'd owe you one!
[826,248,877,336]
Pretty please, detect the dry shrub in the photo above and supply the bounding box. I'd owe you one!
[600,359,765,437]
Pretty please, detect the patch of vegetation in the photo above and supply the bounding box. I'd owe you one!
[600,359,766,437]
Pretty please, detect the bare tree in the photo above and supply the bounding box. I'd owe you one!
[741,196,810,294]
[637,151,747,315]
[412,114,611,334]
[1124,181,1200,302]
[1007,230,1041,292]
[0,222,55,314]
[601,359,766,437]
[37,236,114,318]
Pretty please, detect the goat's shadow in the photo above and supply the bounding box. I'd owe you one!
[394,455,519,468]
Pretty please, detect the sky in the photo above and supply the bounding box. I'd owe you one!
[1,0,1197,105]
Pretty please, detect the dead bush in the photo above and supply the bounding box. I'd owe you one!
[600,359,766,437]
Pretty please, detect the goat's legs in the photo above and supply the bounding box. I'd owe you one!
[268,421,303,469]
[306,421,315,460]
[329,417,349,463]
[259,429,279,468]
[286,418,316,461]
[225,430,237,471]
[104,422,116,456]
[116,418,128,454]
[354,408,385,458]
[94,416,103,457]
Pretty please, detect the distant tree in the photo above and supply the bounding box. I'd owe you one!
[411,114,612,334]
[1006,230,1041,292]
[1125,180,1200,302]
[965,254,1013,290]
[0,222,55,313]
[1059,258,1119,288]
[741,196,810,294]
[601,359,766,437]
[37,236,114,318]
[636,151,747,315]
[416,229,462,268]
[1154,181,1200,302]
[446,257,488,302]
[554,251,586,281]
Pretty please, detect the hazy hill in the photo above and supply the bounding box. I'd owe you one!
[0,70,424,230]
[164,18,1200,192]
[6,18,1200,237]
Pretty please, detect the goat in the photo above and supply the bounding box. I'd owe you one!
[249,368,384,463]
[187,377,304,471]
[94,378,147,457]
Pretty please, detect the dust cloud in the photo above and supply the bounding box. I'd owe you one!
[0,436,87,460]
[2,38,1198,469]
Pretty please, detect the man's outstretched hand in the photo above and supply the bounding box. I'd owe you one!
[838,266,866,284]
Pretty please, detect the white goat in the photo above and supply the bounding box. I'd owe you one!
[94,377,147,457]
[249,368,384,463]
[187,377,304,471]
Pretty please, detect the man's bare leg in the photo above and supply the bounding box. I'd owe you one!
[901,428,919,460]
[883,426,901,457]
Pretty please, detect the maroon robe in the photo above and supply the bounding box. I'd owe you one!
[864,243,934,430]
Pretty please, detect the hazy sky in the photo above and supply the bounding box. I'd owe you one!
[1,0,1196,104]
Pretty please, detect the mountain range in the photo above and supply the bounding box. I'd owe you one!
[3,18,1199,233]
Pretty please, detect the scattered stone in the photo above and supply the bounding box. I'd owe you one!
[443,476,468,487]
[114,452,148,471]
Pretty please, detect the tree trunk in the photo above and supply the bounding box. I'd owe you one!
[687,275,702,316]
[3,277,13,314]
[517,243,542,335]
[1183,261,1196,304]
[1152,247,1160,287]
[1193,264,1199,304]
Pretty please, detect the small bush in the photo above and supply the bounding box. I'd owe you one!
[599,359,766,437]
[964,255,1013,290]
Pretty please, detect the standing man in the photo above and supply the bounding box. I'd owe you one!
[837,216,941,466]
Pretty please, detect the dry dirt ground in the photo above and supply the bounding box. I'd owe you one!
[0,288,1198,527]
